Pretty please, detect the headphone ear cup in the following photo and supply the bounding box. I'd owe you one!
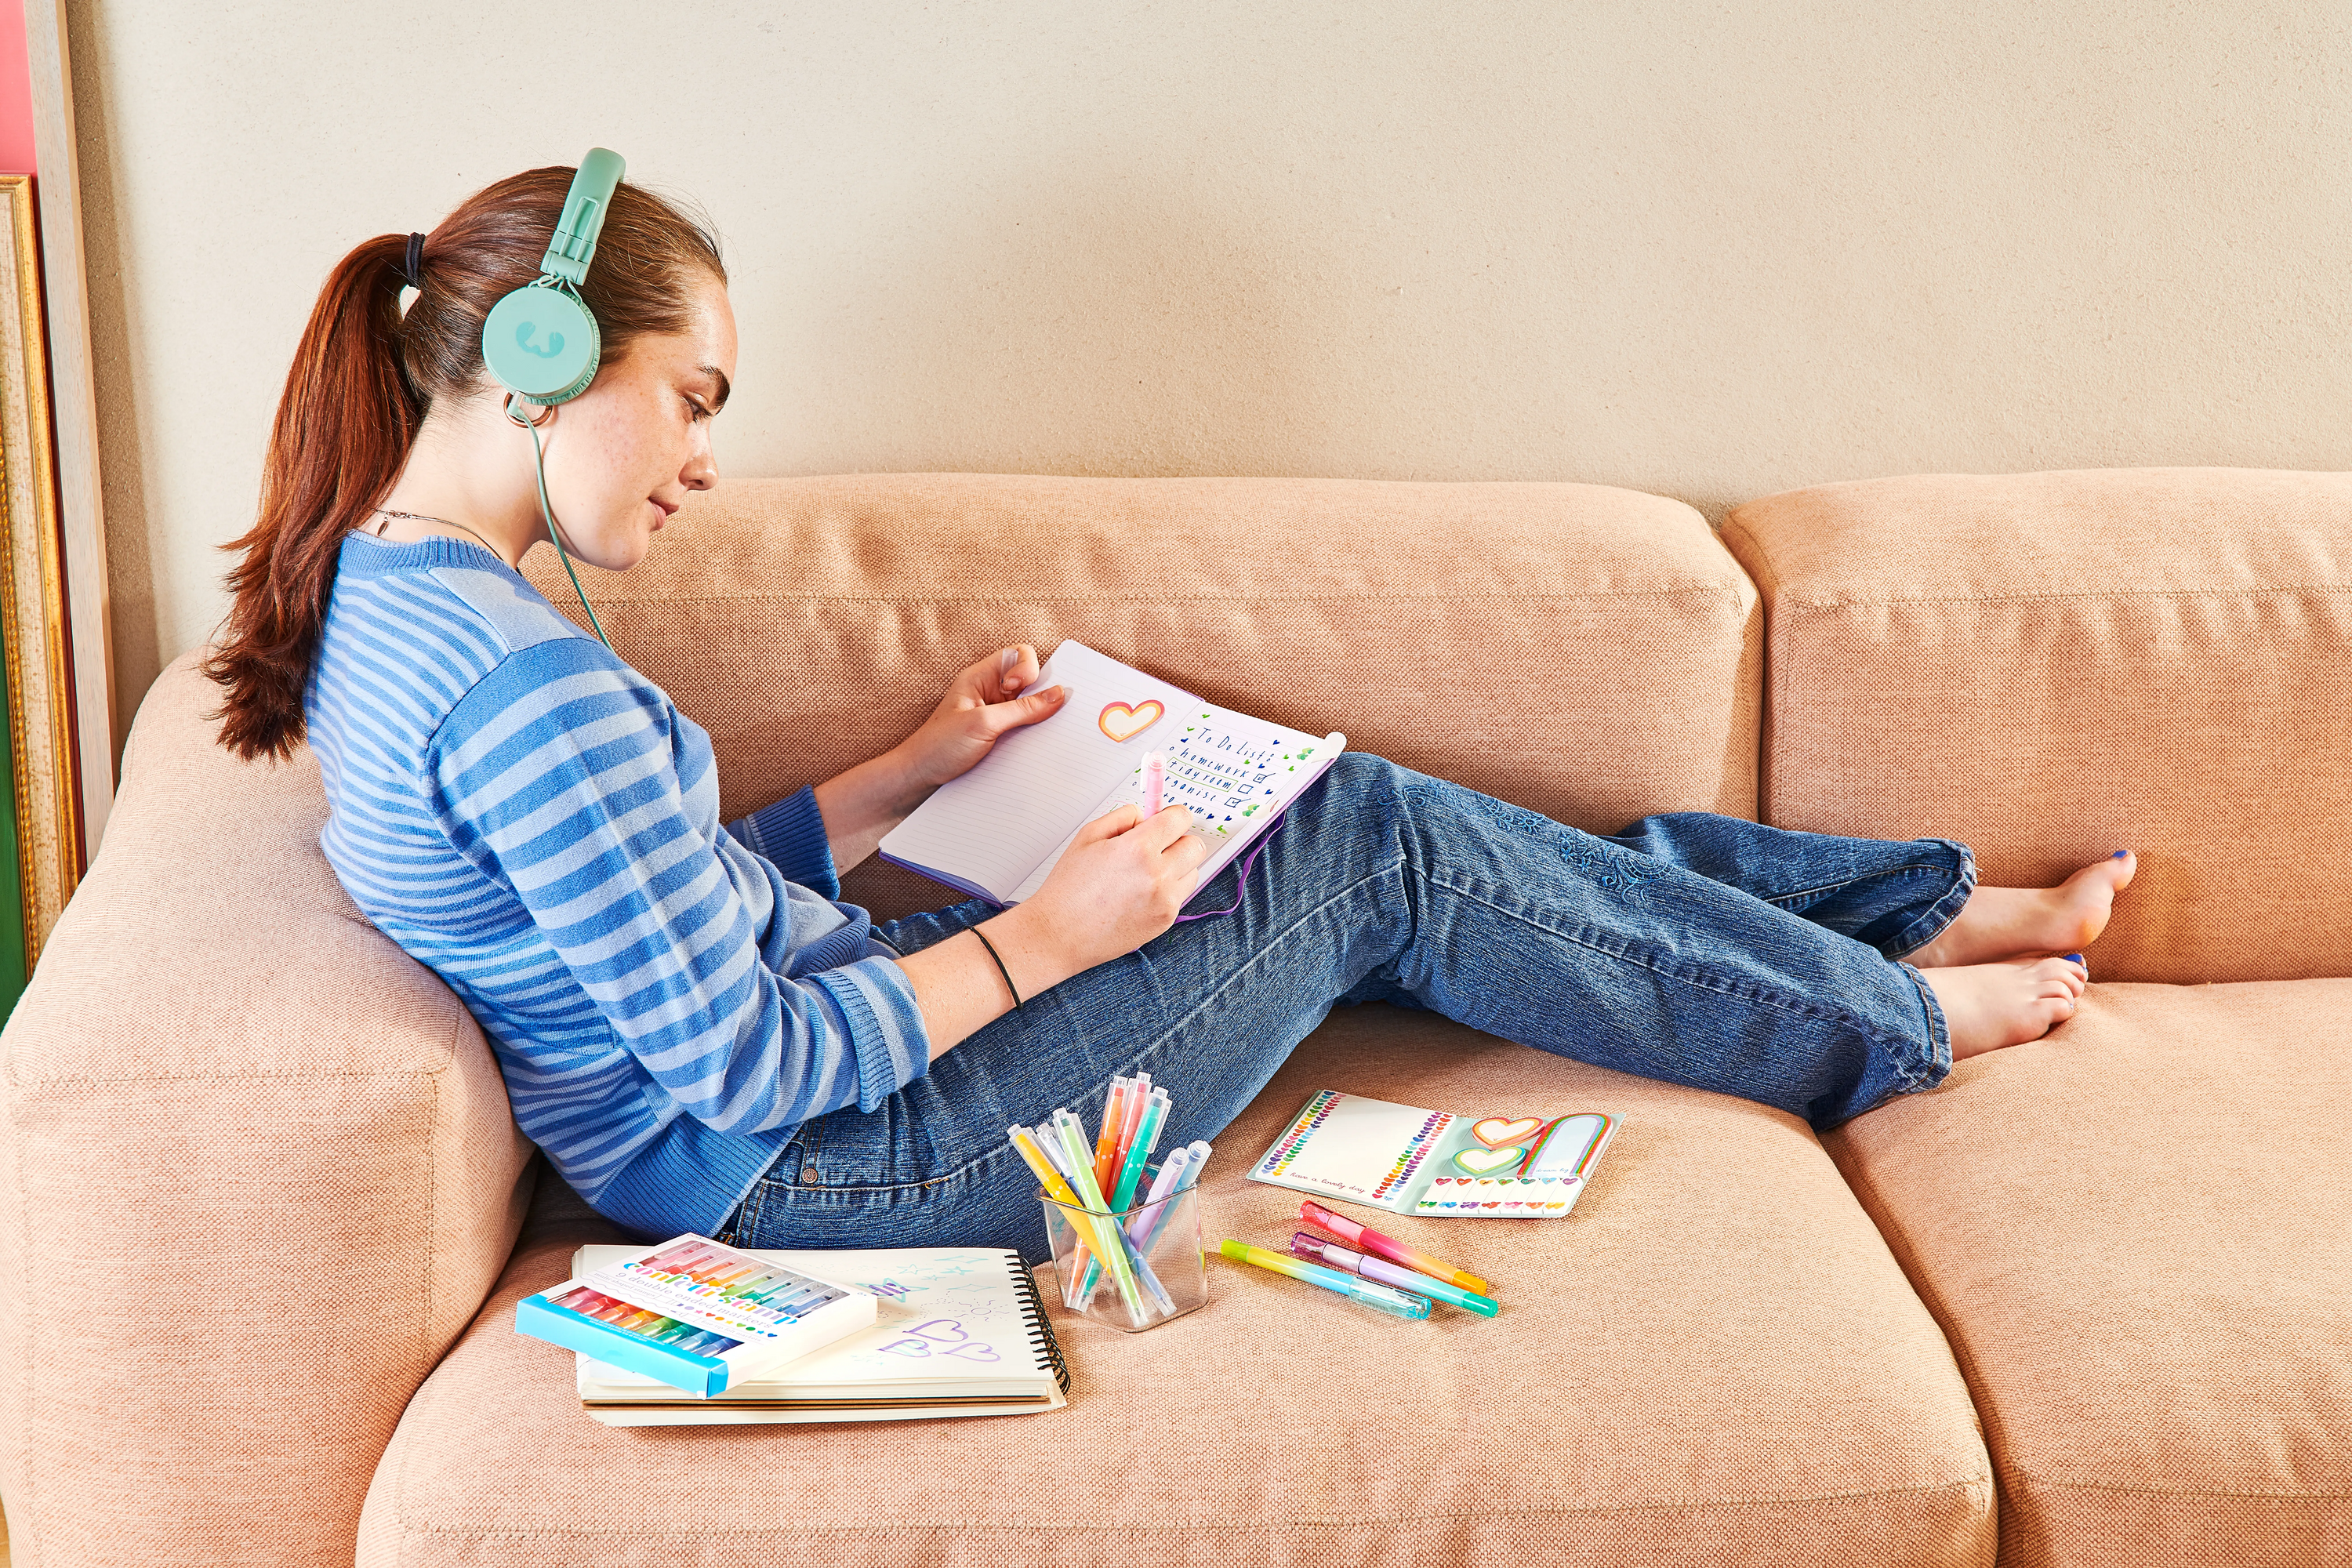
[481,285,601,404]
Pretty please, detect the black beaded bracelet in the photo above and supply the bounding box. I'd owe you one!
[971,926,1023,1010]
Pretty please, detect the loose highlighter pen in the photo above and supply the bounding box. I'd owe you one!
[1291,1232,1500,1316]
[1298,1199,1490,1295]
[1218,1240,1433,1320]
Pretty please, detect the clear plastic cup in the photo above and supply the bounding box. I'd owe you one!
[1037,1164,1207,1332]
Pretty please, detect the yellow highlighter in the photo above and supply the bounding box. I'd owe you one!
[1007,1125,1099,1306]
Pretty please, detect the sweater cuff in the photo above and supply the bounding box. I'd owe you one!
[808,954,933,1112]
[728,785,841,900]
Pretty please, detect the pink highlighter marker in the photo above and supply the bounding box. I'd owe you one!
[1142,751,1166,815]
[1298,1198,1490,1295]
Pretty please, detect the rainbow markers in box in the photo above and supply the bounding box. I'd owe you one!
[514,1234,877,1396]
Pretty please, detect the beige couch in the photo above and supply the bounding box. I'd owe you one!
[3,469,2345,1567]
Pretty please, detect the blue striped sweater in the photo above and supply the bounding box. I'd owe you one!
[307,534,931,1238]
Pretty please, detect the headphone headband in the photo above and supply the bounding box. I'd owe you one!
[540,148,623,286]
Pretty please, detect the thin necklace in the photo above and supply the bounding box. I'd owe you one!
[368,508,505,560]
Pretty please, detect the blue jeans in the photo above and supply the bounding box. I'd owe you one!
[717,753,1974,1257]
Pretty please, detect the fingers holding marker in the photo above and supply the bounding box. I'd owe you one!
[996,643,1040,699]
[1141,801,1195,851]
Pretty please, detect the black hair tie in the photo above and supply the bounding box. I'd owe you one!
[401,232,426,291]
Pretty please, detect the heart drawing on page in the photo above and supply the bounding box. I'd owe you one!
[906,1319,969,1344]
[1098,700,1164,742]
[1470,1116,1545,1147]
[1452,1145,1527,1176]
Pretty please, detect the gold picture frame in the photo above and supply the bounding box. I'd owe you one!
[0,174,80,966]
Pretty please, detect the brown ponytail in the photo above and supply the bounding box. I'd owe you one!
[205,168,725,760]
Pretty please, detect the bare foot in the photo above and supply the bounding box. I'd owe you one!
[1908,851,2137,969]
[1916,956,2088,1061]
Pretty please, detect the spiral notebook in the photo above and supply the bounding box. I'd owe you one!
[568,1245,1070,1425]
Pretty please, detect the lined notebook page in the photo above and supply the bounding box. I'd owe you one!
[1008,709,1345,902]
[878,641,1199,902]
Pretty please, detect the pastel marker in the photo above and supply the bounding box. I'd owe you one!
[1299,1199,1490,1295]
[1110,1089,1170,1212]
[1126,1145,1193,1241]
[1142,751,1167,815]
[1094,1079,1130,1197]
[1118,1073,1153,1178]
[1218,1239,1432,1320]
[760,1283,829,1315]
[1291,1232,1500,1316]
[1134,1140,1211,1251]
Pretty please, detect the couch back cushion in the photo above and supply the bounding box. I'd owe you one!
[1721,466,2352,985]
[0,656,535,1568]
[528,474,1761,920]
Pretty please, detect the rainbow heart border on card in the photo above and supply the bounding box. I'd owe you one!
[1470,1116,1544,1147]
[1099,699,1164,742]
[1450,1144,1527,1176]
[1450,1112,1548,1177]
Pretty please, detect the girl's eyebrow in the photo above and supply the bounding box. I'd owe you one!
[698,365,732,409]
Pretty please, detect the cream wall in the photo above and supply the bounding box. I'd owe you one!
[67,1,2352,764]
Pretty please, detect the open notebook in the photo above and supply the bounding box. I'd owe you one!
[879,640,1346,906]
[1247,1090,1617,1219]
[570,1246,1070,1425]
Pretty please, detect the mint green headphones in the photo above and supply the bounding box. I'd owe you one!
[481,148,624,646]
[481,147,622,405]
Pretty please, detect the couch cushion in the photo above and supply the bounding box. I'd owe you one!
[1719,466,2352,985]
[1822,980,2352,1566]
[524,474,1761,920]
[0,656,536,1568]
[361,1004,1993,1567]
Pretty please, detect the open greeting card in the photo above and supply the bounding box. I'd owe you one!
[879,639,1346,907]
[1247,1089,1617,1218]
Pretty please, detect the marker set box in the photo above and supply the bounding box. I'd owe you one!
[515,1234,877,1396]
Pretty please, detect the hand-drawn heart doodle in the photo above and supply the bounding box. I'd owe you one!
[1098,700,1164,742]
[879,1338,931,1358]
[1452,1145,1527,1177]
[943,1341,1001,1362]
[907,1319,969,1344]
[1471,1116,1544,1147]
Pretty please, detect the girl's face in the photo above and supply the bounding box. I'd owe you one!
[535,270,737,572]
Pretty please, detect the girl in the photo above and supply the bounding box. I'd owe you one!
[208,166,2132,1248]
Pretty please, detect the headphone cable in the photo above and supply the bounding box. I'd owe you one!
[514,402,613,650]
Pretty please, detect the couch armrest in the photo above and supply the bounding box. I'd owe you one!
[0,655,535,1568]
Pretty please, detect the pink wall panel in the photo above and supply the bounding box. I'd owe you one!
[0,0,31,175]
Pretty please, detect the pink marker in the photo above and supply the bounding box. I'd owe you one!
[1142,751,1166,815]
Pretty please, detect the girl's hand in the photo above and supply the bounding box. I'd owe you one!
[1012,802,1209,971]
[893,644,1069,794]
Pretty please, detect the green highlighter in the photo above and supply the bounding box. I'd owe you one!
[1109,1087,1171,1210]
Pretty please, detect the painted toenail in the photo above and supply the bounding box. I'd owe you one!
[2114,850,2130,858]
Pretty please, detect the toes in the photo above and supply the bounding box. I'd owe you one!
[2067,851,2136,898]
